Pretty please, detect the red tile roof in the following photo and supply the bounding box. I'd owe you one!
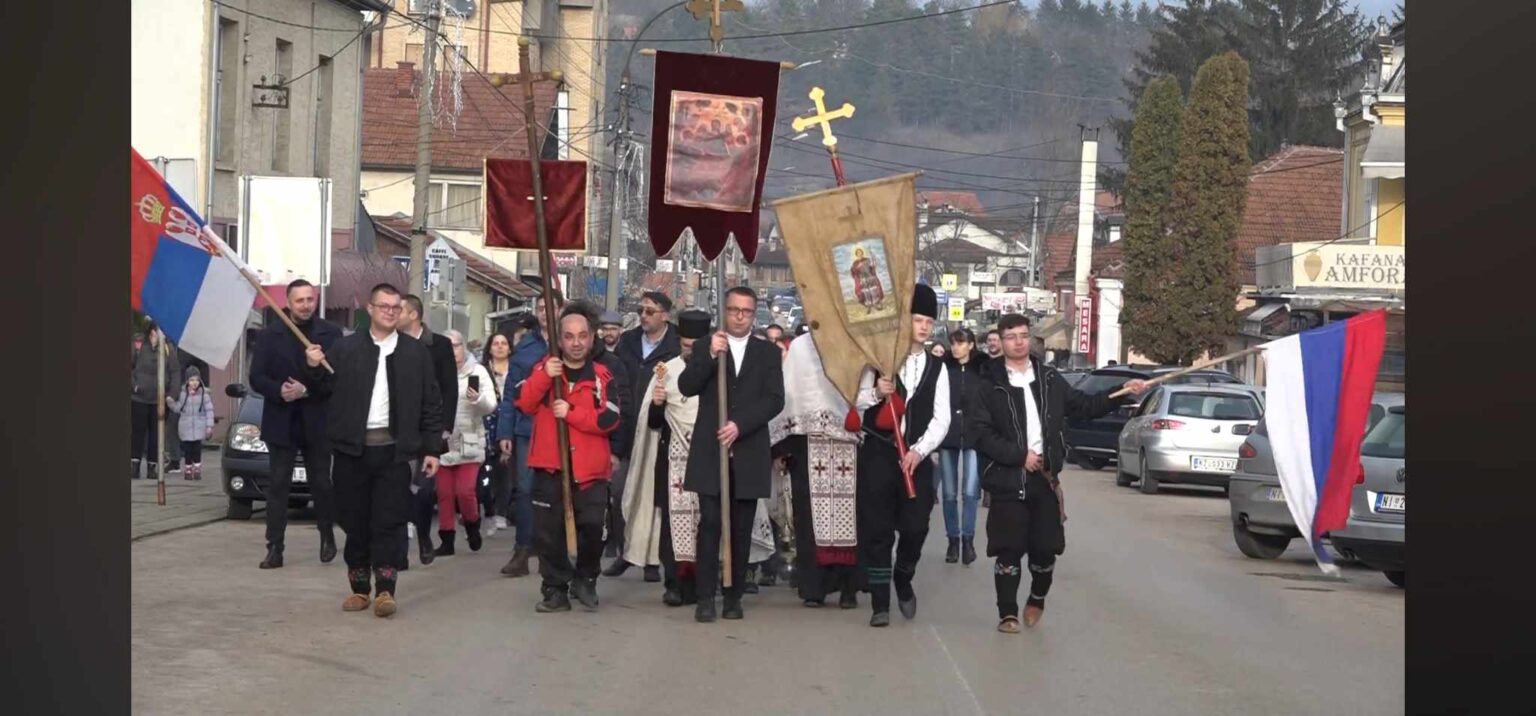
[1236,145,1344,284]
[919,191,986,216]
[362,63,559,173]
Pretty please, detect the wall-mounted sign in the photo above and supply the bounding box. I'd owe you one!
[971,271,996,284]
[1074,295,1093,354]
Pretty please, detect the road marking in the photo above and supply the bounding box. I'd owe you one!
[928,624,985,716]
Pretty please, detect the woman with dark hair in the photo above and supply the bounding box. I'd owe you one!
[480,330,517,535]
[936,328,985,565]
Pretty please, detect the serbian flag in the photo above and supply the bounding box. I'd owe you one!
[131,149,257,368]
[483,158,587,251]
[1263,310,1387,574]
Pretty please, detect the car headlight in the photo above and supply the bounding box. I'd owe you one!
[229,423,269,454]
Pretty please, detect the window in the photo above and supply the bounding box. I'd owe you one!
[1360,409,1405,459]
[1136,389,1163,416]
[272,39,293,172]
[215,18,240,166]
[428,181,482,229]
[1167,393,1261,421]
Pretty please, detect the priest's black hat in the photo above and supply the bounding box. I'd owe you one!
[911,283,938,319]
[677,309,712,339]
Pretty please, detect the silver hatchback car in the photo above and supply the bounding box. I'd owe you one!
[1330,405,1406,587]
[1115,385,1264,494]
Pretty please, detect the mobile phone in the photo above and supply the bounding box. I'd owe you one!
[468,375,480,391]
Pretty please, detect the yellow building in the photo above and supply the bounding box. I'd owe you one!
[1338,16,1405,247]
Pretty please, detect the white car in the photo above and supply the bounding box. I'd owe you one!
[1115,384,1264,494]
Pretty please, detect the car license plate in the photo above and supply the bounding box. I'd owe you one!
[293,467,308,484]
[1266,487,1286,502]
[1375,493,1404,513]
[1190,456,1238,473]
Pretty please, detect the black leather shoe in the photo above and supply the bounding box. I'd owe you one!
[870,611,891,627]
[663,586,684,607]
[896,582,917,619]
[743,580,759,595]
[536,589,572,613]
[319,532,337,564]
[695,599,717,623]
[571,578,600,611]
[946,537,960,563]
[465,521,483,552]
[722,598,744,620]
[961,537,977,566]
[644,566,662,583]
[418,530,436,566]
[840,589,859,610]
[259,546,283,569]
[803,598,825,608]
[603,558,631,578]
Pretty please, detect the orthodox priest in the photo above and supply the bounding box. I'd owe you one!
[619,309,710,607]
[855,284,950,628]
[769,330,862,609]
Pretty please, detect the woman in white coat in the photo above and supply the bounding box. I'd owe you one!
[434,330,498,556]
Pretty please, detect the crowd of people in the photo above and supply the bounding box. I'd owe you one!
[159,278,1150,631]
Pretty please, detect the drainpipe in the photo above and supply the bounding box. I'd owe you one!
[205,3,220,224]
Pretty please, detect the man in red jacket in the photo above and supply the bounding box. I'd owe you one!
[518,306,622,613]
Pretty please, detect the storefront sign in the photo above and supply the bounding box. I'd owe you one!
[1074,295,1093,354]
[1258,243,1405,292]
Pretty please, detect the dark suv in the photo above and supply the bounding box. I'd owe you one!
[220,384,311,520]
[1064,365,1249,470]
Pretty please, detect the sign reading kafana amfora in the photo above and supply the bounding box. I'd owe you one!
[1258,243,1406,292]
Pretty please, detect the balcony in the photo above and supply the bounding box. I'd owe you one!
[1255,242,1404,298]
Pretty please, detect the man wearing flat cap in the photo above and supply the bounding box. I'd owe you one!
[854,283,951,628]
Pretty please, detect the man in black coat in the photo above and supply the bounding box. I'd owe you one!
[400,294,458,566]
[248,279,343,569]
[604,291,681,579]
[301,283,443,618]
[678,287,785,623]
[969,313,1146,633]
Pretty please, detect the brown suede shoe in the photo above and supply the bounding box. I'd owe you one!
[373,593,397,618]
[342,594,370,612]
[1023,604,1044,628]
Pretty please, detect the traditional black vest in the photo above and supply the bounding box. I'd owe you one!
[863,352,945,447]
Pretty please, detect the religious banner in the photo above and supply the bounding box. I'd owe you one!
[483,158,588,251]
[647,50,780,262]
[770,173,919,403]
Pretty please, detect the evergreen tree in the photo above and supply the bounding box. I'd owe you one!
[1120,76,1186,363]
[1163,52,1251,365]
[1230,0,1366,157]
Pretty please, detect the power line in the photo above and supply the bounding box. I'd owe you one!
[209,0,375,32]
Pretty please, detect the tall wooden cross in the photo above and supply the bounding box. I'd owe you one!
[506,37,578,556]
[791,86,856,186]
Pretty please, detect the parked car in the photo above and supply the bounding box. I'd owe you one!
[1330,404,1406,587]
[1115,385,1263,494]
[1058,369,1090,387]
[220,384,312,520]
[1227,392,1404,560]
[1065,365,1249,470]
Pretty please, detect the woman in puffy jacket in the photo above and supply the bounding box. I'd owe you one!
[435,330,498,556]
[935,328,988,566]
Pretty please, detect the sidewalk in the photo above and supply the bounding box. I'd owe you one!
[131,461,234,541]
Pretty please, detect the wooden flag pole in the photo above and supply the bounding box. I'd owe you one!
[512,37,578,557]
[156,335,168,506]
[715,259,733,589]
[1108,346,1267,398]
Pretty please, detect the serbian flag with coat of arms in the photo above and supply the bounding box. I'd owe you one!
[1262,309,1387,574]
[131,149,257,368]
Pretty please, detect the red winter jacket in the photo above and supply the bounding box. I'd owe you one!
[517,358,621,485]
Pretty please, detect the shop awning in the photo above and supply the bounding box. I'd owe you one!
[1360,125,1404,180]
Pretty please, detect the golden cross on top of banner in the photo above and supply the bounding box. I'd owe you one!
[792,87,856,148]
[685,0,745,49]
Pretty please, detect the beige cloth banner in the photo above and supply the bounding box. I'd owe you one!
[770,173,919,403]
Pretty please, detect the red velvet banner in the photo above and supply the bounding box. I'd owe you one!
[647,51,780,263]
[483,158,588,252]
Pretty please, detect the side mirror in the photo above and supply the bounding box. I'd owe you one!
[225,383,249,398]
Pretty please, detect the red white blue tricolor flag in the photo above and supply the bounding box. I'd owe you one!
[1262,309,1387,574]
[131,149,257,368]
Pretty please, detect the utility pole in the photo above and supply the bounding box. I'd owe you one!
[1029,194,1041,287]
[409,1,442,295]
[603,71,632,311]
[1072,126,1099,366]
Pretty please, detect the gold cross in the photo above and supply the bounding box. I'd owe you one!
[685,0,745,47]
[791,87,855,148]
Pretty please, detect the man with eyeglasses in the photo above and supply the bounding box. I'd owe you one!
[496,292,562,578]
[399,294,458,568]
[605,291,681,581]
[301,283,444,618]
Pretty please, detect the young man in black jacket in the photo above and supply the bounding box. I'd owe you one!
[249,279,343,569]
[302,283,444,618]
[969,314,1147,633]
[400,294,458,566]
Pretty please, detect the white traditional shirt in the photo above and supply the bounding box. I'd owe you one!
[1006,361,1045,455]
[727,333,750,376]
[855,348,950,460]
[365,330,399,429]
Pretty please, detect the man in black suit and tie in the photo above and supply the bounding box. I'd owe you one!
[679,287,785,623]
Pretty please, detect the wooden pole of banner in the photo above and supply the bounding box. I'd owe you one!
[1108,346,1267,398]
[156,335,168,506]
[511,38,579,557]
[714,255,733,589]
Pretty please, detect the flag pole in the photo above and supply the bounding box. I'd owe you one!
[156,336,168,506]
[1108,346,1267,398]
[715,251,733,589]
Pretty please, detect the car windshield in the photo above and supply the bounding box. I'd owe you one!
[1076,372,1139,394]
[1167,392,1261,421]
[1360,410,1405,459]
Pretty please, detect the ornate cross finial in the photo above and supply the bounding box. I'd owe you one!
[685,0,745,49]
[792,87,855,148]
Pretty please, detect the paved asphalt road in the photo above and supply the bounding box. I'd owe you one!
[132,467,1403,715]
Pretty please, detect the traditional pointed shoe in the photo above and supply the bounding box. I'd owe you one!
[1023,604,1044,628]
[373,593,397,618]
[342,593,371,612]
[997,616,1022,634]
